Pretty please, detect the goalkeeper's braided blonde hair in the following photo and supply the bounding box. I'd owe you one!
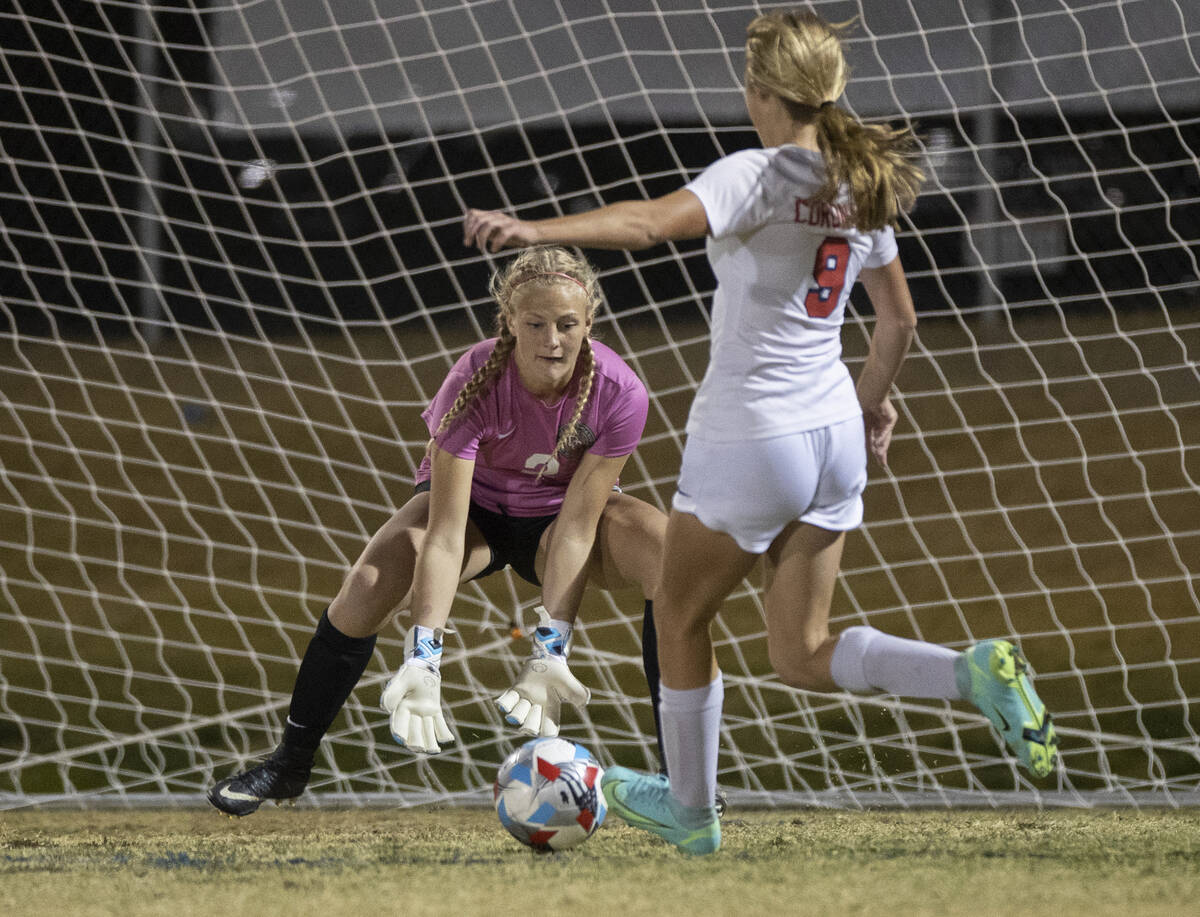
[431,246,602,465]
[745,9,924,230]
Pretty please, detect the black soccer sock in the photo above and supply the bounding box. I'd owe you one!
[641,599,668,773]
[281,608,377,755]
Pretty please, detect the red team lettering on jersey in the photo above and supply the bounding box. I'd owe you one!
[794,197,849,229]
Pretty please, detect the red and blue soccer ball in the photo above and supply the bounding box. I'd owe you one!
[493,737,606,852]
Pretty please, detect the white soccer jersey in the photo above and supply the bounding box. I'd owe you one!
[683,145,899,442]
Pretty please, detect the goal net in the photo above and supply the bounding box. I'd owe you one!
[2,0,1198,809]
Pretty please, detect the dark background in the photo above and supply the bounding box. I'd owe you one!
[3,1,1198,342]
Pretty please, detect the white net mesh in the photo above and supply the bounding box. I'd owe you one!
[2,0,1198,808]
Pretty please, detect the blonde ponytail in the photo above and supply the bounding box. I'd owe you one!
[746,9,924,229]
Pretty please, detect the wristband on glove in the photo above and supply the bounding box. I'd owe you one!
[530,607,572,660]
[407,623,444,672]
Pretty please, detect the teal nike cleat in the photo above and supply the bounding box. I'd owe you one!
[600,766,720,855]
[956,639,1058,777]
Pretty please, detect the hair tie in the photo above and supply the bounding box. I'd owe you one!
[820,100,835,111]
[511,271,589,293]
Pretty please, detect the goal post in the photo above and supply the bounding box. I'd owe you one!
[2,0,1198,809]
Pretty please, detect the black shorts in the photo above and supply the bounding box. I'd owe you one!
[414,481,555,586]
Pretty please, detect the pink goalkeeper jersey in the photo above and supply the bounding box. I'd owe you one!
[415,338,649,516]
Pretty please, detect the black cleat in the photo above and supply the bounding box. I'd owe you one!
[207,747,312,817]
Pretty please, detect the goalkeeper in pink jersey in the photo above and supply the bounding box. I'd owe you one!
[209,246,669,817]
[465,9,1057,854]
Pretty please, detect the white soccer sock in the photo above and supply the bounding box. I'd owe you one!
[830,625,962,699]
[659,675,723,813]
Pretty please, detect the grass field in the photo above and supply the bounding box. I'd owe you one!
[3,806,1198,917]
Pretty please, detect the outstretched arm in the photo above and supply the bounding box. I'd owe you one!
[463,189,709,253]
[494,451,630,738]
[381,444,473,755]
[857,255,918,468]
[408,445,475,629]
[539,451,631,623]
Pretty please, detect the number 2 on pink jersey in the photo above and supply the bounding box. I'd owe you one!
[804,237,850,318]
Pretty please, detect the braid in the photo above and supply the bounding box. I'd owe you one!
[553,337,595,459]
[427,331,515,454]
[534,337,596,483]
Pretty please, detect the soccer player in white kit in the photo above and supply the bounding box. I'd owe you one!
[465,9,1057,854]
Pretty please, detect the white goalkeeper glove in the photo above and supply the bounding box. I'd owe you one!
[381,626,454,754]
[495,607,591,737]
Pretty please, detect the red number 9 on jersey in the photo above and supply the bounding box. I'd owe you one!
[804,237,851,319]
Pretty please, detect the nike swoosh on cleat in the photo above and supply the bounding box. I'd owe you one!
[992,706,1011,732]
[217,786,260,803]
[609,782,672,831]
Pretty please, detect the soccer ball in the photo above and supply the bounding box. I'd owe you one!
[493,737,606,852]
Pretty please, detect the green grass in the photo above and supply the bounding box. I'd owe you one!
[3,807,1198,916]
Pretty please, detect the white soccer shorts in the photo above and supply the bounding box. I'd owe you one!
[672,416,867,553]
